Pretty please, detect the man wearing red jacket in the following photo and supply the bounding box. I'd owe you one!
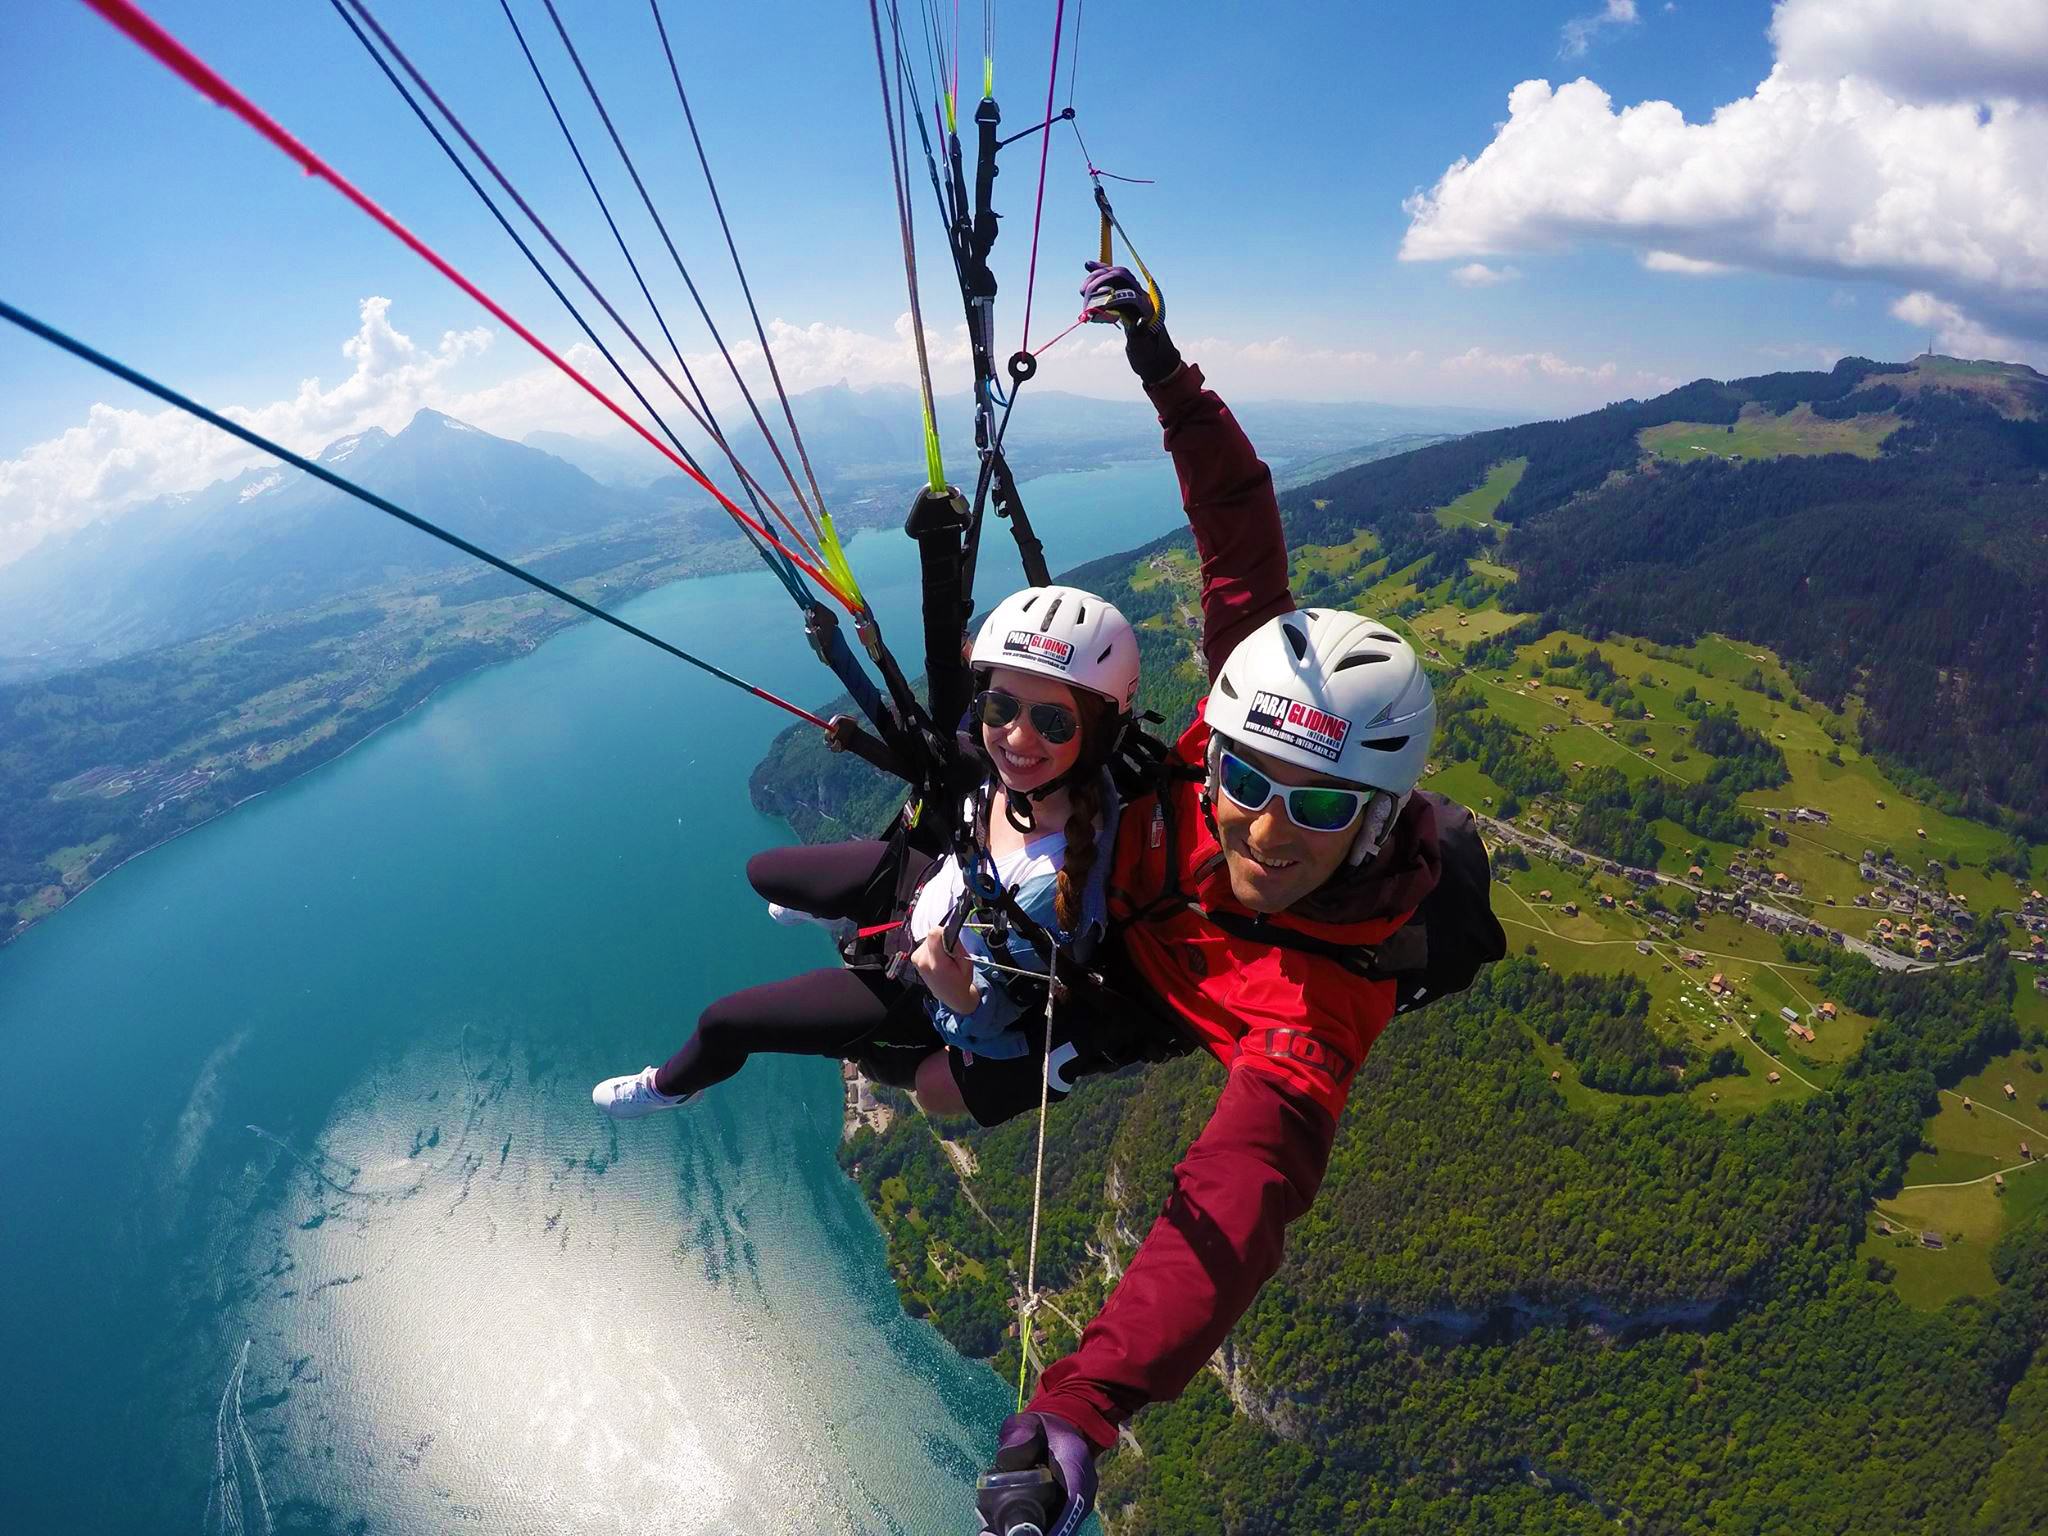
[976,267,1445,1536]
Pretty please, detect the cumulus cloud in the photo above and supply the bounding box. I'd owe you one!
[1889,290,2033,360]
[1562,0,1639,60]
[1402,0,2048,359]
[0,299,984,568]
[1450,262,1523,286]
[0,298,491,566]
[1771,0,2048,105]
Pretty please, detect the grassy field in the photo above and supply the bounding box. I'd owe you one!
[1291,527,1378,579]
[1412,604,1524,649]
[1639,404,1901,463]
[1470,626,2016,909]
[1128,545,1199,595]
[1864,1186,2008,1308]
[1895,355,2046,419]
[1431,457,1527,527]
[1857,1053,2048,1312]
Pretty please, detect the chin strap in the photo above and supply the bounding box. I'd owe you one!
[1347,789,1408,867]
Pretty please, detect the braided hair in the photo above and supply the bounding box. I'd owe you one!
[1053,693,1116,933]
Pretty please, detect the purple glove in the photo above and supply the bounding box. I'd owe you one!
[1081,261,1180,386]
[975,1411,1098,1536]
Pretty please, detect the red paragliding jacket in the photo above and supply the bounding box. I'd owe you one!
[1026,362,1443,1454]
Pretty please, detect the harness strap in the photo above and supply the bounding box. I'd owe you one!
[1240,1027,1355,1086]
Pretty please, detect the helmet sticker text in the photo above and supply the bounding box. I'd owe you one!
[1003,629,1074,668]
[1243,690,1351,762]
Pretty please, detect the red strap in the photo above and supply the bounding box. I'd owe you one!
[82,0,855,613]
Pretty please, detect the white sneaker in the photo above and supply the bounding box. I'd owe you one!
[592,1067,693,1120]
[766,902,859,943]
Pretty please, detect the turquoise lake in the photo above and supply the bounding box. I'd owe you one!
[0,460,1181,1533]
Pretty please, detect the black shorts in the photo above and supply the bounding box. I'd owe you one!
[948,1044,1074,1127]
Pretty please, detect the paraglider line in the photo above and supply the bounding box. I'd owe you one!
[0,300,833,730]
[80,0,855,613]
[1014,0,1068,353]
[650,0,837,545]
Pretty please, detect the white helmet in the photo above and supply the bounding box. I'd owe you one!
[970,585,1140,715]
[1206,609,1436,861]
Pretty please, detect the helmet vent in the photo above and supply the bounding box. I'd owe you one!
[1369,631,1400,642]
[1075,601,1088,623]
[1097,643,1114,664]
[1362,735,1410,752]
[1282,622,1308,660]
[1042,595,1063,628]
[1021,593,1039,612]
[1335,651,1390,671]
[1218,673,1240,700]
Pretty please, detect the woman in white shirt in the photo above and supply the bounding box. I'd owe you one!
[592,584,1137,1125]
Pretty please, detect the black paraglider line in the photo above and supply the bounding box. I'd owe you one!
[0,300,837,733]
[333,0,910,762]
[535,0,834,552]
[324,0,817,611]
[489,0,809,555]
[650,0,836,541]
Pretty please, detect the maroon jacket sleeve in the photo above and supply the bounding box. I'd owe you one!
[1144,363,1295,681]
[1025,1067,1337,1452]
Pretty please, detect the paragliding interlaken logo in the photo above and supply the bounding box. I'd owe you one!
[1244,690,1351,762]
[1003,630,1075,669]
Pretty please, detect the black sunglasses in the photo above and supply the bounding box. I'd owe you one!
[974,689,1079,745]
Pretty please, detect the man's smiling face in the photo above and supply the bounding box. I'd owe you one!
[1211,739,1368,912]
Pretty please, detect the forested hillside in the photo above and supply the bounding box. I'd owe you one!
[1285,356,2048,827]
[752,351,2048,1532]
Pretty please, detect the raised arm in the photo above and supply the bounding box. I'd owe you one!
[1081,263,1294,682]
[1146,364,1294,678]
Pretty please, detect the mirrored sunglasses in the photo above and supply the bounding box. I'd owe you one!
[1217,749,1372,832]
[974,688,1079,746]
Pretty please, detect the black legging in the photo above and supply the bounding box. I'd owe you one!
[653,842,935,1098]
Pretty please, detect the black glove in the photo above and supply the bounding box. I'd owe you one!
[976,1411,1098,1536]
[1081,261,1180,387]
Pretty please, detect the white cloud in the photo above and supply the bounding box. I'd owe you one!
[1402,0,2048,360]
[1889,290,2032,360]
[1771,0,2048,105]
[0,299,991,568]
[1450,262,1523,286]
[1562,0,1639,59]
[0,298,492,566]
[1441,346,1617,383]
[1643,250,1730,275]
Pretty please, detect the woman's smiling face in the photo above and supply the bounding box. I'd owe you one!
[980,665,1084,796]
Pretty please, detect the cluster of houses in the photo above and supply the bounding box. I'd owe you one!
[1724,851,1808,901]
[2018,891,2046,992]
[1848,847,1971,958]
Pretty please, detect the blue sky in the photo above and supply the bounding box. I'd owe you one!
[3,0,2043,563]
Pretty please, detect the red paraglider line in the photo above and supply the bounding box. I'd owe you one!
[1015,0,1068,353]
[80,0,859,613]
